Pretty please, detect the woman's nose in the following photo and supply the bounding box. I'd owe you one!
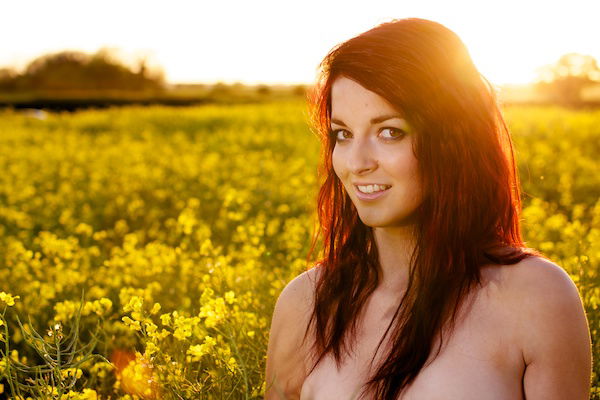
[347,140,378,175]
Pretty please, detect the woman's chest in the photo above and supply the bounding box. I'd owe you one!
[300,285,525,400]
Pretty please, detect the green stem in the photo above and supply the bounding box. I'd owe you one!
[224,324,249,400]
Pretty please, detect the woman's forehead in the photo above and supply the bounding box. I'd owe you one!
[330,77,406,122]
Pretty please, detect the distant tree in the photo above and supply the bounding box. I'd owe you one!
[2,48,165,93]
[0,67,18,90]
[256,84,271,96]
[293,84,306,97]
[209,82,232,97]
[534,53,600,106]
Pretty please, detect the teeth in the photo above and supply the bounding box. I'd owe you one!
[357,184,390,194]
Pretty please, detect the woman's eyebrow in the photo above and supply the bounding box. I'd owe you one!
[371,114,404,124]
[331,114,405,126]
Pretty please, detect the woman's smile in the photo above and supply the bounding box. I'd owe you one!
[354,184,392,201]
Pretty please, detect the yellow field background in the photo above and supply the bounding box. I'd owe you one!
[0,100,598,399]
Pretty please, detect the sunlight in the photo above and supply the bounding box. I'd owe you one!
[0,0,598,85]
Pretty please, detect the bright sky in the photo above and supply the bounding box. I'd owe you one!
[2,0,599,86]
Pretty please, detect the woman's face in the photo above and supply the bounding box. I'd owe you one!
[331,76,423,228]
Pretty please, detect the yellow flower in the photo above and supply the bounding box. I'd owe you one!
[159,313,171,326]
[227,356,238,371]
[150,302,161,315]
[186,344,205,361]
[123,296,143,313]
[83,298,113,317]
[122,317,141,331]
[199,297,228,328]
[60,367,83,380]
[144,341,159,357]
[186,335,217,362]
[81,389,98,400]
[224,291,236,305]
[0,292,19,307]
[200,239,212,255]
[74,222,93,237]
[171,313,200,340]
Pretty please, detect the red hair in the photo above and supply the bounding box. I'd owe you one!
[303,17,545,400]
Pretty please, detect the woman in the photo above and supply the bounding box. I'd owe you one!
[265,18,592,400]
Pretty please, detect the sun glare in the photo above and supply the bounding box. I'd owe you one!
[0,0,598,85]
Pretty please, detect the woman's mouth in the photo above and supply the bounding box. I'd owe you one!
[354,184,392,201]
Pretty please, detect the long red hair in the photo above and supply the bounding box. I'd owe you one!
[303,17,545,400]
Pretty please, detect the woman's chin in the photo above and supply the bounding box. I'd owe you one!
[358,211,419,229]
[357,212,390,228]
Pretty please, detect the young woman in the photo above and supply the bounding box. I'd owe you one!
[265,18,592,400]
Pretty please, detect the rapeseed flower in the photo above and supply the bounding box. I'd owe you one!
[0,292,19,306]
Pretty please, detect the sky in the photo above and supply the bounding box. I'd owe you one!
[2,0,599,86]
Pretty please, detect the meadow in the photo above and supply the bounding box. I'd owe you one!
[0,100,597,399]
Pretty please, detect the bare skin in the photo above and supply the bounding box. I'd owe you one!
[299,263,524,400]
[265,255,591,400]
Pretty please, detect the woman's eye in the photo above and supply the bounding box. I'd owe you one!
[331,129,350,142]
[380,127,406,140]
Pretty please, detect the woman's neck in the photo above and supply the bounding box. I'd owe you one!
[372,225,416,296]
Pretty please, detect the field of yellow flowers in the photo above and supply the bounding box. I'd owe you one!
[0,100,598,399]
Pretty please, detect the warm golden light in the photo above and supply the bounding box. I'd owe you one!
[111,349,161,399]
[0,0,598,85]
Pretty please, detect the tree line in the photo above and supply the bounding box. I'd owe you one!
[534,53,600,106]
[0,49,598,108]
[0,48,165,93]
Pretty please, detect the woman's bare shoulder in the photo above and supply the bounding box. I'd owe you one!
[479,255,575,297]
[496,256,591,398]
[264,264,322,399]
[478,255,585,344]
[500,256,581,300]
[482,256,592,400]
[283,264,322,303]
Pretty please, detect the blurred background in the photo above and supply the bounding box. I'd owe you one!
[1,0,600,109]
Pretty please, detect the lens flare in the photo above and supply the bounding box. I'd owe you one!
[111,348,160,399]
